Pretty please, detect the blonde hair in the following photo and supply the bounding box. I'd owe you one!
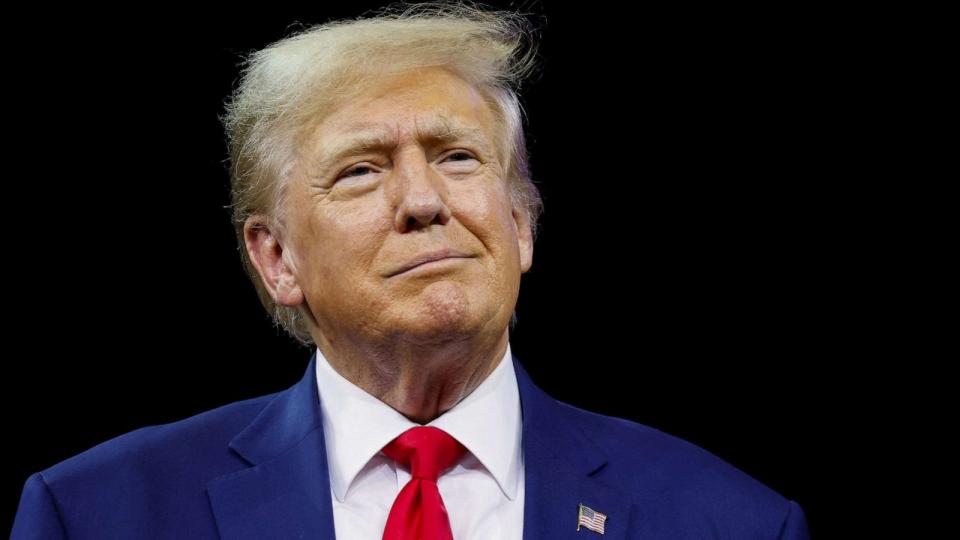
[221,1,544,346]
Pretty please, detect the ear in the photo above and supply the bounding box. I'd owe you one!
[243,216,304,307]
[512,206,534,274]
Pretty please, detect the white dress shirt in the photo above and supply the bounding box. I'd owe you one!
[315,342,525,540]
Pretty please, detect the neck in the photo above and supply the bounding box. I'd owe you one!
[314,327,510,424]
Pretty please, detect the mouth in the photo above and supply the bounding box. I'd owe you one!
[386,249,473,277]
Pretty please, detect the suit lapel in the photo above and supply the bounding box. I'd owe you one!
[206,350,637,540]
[206,351,337,540]
[513,355,637,540]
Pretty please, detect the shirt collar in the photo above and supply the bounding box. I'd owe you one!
[315,343,522,504]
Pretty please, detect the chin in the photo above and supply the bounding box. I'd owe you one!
[385,282,491,343]
[398,310,480,344]
[393,312,483,346]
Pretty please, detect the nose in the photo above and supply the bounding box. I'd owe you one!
[390,147,452,232]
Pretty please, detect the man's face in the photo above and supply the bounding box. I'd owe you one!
[278,66,533,348]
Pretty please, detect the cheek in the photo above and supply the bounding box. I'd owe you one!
[452,184,519,262]
[296,211,382,289]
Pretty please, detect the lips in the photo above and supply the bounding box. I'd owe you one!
[388,249,471,277]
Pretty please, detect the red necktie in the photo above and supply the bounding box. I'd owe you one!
[380,426,467,540]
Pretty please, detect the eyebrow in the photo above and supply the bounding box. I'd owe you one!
[308,116,494,180]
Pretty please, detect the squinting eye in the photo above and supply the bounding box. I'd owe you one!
[339,165,374,179]
[337,152,475,181]
[445,151,475,162]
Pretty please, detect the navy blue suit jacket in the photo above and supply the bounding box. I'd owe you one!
[12,352,810,539]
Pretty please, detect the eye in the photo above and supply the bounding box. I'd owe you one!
[443,151,476,162]
[337,164,376,180]
[335,152,477,182]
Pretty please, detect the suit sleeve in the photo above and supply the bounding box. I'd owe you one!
[10,472,68,540]
[776,499,811,540]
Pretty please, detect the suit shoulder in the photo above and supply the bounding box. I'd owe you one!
[14,388,292,538]
[551,398,796,527]
[37,390,282,490]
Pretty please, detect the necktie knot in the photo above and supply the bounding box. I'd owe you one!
[380,426,466,540]
[381,426,467,481]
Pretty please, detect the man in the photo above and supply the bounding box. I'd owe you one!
[12,3,810,539]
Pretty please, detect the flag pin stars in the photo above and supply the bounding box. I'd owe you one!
[576,502,607,535]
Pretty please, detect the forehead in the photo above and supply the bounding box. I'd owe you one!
[308,67,498,155]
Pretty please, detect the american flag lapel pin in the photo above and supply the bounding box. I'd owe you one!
[576,502,607,535]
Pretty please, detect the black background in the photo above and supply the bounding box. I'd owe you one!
[3,1,865,536]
